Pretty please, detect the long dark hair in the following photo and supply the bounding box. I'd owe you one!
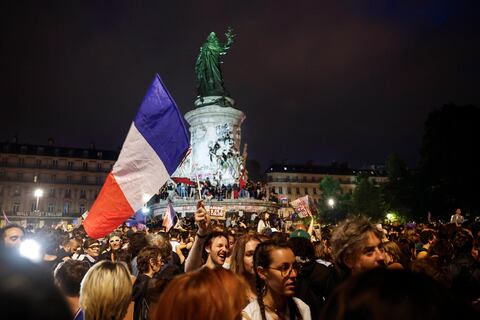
[253,240,301,320]
[230,232,261,276]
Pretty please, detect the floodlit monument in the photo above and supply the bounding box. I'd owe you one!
[174,28,245,186]
[152,29,278,218]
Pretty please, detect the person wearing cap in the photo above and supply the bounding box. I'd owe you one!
[290,229,311,240]
[72,238,101,267]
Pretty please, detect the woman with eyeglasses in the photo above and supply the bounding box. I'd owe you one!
[242,240,311,320]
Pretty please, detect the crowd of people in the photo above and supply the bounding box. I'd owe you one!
[1,204,479,320]
[156,179,272,202]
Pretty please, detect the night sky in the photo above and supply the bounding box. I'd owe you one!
[1,1,479,170]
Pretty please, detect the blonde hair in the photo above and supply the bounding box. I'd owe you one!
[80,260,132,320]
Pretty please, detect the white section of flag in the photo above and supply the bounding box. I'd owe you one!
[112,123,170,210]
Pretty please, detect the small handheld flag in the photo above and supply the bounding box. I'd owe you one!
[83,74,190,239]
[162,203,178,232]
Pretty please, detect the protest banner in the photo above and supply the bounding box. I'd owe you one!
[207,206,226,219]
[290,195,317,218]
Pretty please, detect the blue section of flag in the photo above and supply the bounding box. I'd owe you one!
[133,74,190,175]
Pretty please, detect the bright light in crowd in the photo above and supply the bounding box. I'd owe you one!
[142,206,150,214]
[386,212,398,223]
[327,198,335,208]
[19,239,42,262]
[34,189,44,198]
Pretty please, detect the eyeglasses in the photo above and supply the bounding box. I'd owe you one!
[109,239,121,243]
[268,262,302,277]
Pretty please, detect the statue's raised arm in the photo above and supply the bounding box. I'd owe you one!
[195,28,235,99]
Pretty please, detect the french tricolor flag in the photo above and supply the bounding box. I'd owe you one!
[162,202,178,232]
[84,74,190,239]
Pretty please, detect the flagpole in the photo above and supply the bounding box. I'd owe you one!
[196,172,202,200]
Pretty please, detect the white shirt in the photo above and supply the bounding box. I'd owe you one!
[170,240,180,252]
[242,297,311,320]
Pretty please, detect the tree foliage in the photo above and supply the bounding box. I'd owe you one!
[381,153,414,219]
[352,173,383,221]
[318,175,351,223]
[418,103,480,216]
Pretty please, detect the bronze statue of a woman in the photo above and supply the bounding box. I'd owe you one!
[195,28,234,100]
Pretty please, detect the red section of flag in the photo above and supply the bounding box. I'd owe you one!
[172,177,195,186]
[83,173,134,239]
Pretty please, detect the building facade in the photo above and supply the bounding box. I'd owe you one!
[0,142,118,228]
[266,164,387,204]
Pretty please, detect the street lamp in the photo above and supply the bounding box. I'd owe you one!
[34,188,43,211]
[327,198,335,208]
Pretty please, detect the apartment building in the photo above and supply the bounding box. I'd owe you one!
[0,141,118,227]
[266,163,387,203]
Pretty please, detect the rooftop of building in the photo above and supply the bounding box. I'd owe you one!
[266,163,386,176]
[0,140,119,161]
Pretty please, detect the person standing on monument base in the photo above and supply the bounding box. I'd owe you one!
[450,208,465,226]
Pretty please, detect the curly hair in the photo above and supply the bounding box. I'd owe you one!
[54,259,90,297]
[330,216,383,273]
[137,246,162,274]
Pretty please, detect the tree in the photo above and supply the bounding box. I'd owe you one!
[318,176,350,223]
[418,103,480,218]
[381,153,414,219]
[246,159,264,182]
[352,173,383,220]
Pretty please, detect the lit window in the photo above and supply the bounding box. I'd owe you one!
[63,202,70,214]
[13,201,20,212]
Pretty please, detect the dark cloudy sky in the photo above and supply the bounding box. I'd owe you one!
[1,1,479,169]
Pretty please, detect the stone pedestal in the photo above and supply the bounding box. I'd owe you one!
[173,96,245,186]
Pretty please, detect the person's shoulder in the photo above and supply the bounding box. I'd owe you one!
[242,299,261,319]
[292,297,312,320]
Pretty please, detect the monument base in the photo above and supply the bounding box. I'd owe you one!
[174,97,246,187]
[151,198,279,219]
